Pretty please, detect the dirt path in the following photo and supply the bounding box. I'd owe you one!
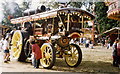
[0,46,120,72]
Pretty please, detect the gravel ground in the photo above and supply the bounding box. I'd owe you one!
[0,45,120,72]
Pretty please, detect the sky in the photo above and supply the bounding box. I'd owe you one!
[0,4,4,23]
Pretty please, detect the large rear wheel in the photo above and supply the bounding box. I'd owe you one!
[11,30,27,61]
[40,43,56,69]
[65,44,82,67]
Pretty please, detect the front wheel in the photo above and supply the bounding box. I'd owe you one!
[40,43,56,69]
[65,44,82,67]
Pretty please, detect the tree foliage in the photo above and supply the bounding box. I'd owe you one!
[94,2,119,33]
[1,1,22,26]
[70,2,83,8]
[46,2,83,9]
[1,0,31,27]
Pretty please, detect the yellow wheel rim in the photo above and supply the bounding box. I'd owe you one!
[65,45,79,66]
[40,44,53,67]
[11,30,23,59]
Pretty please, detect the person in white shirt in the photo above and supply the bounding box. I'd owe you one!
[0,37,4,51]
[85,39,90,48]
[3,38,10,62]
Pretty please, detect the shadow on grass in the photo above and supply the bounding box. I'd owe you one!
[17,58,119,72]
[52,59,120,72]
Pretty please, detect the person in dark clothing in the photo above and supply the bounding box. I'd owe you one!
[117,43,120,68]
[101,38,105,47]
[112,39,119,67]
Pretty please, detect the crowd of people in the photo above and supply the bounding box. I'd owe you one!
[98,37,112,49]
[70,37,94,49]
[0,33,120,69]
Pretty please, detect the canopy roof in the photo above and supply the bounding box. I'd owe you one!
[103,27,120,34]
[98,27,120,37]
[107,8,120,21]
[11,8,95,24]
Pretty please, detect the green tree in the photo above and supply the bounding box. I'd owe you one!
[2,1,22,26]
[94,2,119,33]
[70,2,83,8]
[46,2,83,9]
[21,1,31,11]
[1,0,31,27]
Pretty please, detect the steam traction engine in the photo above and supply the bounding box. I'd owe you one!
[10,7,95,69]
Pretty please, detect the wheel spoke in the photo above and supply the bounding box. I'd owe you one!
[45,59,47,64]
[47,59,51,65]
[43,50,46,54]
[49,57,52,61]
[47,47,50,53]
[49,51,52,55]
[45,47,47,53]
[73,48,77,53]
[49,54,52,58]
[11,31,23,60]
[40,44,55,69]
[43,58,46,60]
[13,49,20,56]
[65,44,81,67]
[74,52,78,55]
